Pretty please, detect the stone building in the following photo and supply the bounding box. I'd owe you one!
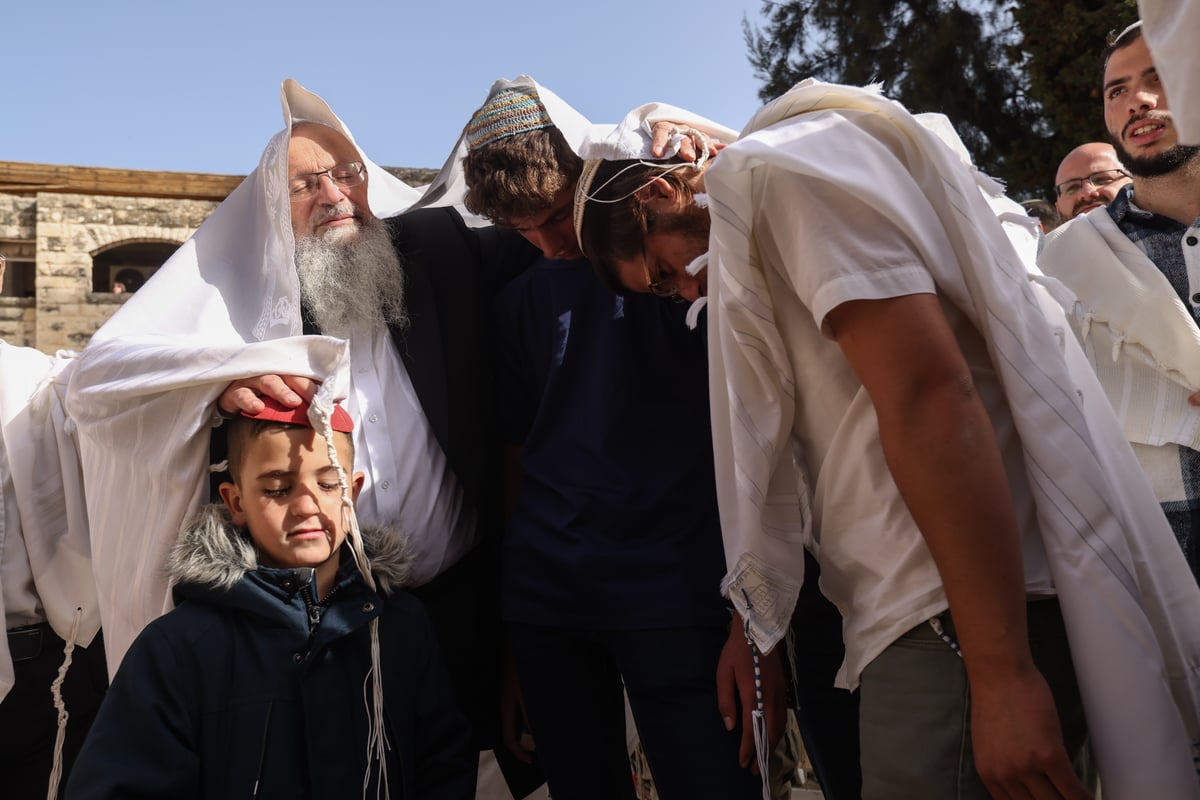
[0,161,435,355]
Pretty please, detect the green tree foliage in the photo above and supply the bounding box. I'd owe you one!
[1010,0,1138,150]
[744,0,1138,199]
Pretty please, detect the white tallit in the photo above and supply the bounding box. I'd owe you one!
[707,80,1200,799]
[0,345,97,701]
[1038,206,1200,451]
[65,80,421,675]
[414,75,738,213]
[413,76,596,214]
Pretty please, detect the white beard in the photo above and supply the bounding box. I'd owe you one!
[294,213,408,335]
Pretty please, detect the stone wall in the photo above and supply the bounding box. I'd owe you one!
[31,193,219,353]
[0,300,36,348]
[0,194,38,346]
[0,194,36,240]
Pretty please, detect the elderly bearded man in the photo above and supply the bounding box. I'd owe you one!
[575,80,1200,799]
[66,80,541,796]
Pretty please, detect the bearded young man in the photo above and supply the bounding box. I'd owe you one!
[1039,21,1200,585]
[576,79,1200,799]
[66,80,542,797]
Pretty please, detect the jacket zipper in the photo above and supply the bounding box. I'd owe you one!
[251,701,273,798]
[299,572,346,645]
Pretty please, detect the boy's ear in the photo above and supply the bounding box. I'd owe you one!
[351,471,365,502]
[218,481,248,526]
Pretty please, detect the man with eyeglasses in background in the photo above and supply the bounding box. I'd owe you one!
[1052,142,1131,221]
[1039,21,1200,583]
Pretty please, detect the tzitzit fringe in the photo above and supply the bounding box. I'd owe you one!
[46,607,83,800]
[740,589,771,800]
[312,401,390,800]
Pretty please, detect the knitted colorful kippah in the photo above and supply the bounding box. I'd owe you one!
[465,86,555,151]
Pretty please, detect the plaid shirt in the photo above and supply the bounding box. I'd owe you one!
[1108,184,1200,579]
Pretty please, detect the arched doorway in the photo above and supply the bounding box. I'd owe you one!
[92,240,181,294]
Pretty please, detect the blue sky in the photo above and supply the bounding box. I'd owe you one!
[6,0,768,175]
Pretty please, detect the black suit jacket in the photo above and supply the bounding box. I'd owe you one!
[384,206,535,536]
[384,208,542,789]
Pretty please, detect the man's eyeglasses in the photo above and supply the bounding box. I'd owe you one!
[642,247,683,301]
[289,161,366,199]
[1054,168,1130,199]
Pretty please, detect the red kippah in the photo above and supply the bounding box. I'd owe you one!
[240,395,354,433]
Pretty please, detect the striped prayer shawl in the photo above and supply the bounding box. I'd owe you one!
[707,80,1200,798]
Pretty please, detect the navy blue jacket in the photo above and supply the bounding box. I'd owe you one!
[67,509,474,799]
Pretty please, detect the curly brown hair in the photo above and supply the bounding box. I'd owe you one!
[463,127,583,227]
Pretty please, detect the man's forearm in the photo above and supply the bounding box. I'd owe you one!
[877,378,1032,677]
[828,292,1033,675]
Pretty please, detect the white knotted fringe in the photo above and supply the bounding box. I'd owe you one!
[46,607,82,800]
[683,252,710,330]
[362,618,388,800]
[685,298,708,330]
[1111,333,1126,363]
[740,590,772,800]
[310,401,390,800]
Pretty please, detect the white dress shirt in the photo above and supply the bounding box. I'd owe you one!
[346,321,475,586]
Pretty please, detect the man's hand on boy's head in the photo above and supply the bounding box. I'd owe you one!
[217,374,319,415]
[649,122,725,163]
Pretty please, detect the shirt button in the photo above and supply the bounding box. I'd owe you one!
[380,480,390,490]
[1187,236,1199,246]
[1192,293,1200,304]
[369,414,379,423]
[362,602,375,613]
[292,653,303,664]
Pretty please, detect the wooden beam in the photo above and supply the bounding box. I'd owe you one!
[0,161,245,201]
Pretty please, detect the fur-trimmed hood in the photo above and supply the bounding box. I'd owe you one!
[169,504,413,596]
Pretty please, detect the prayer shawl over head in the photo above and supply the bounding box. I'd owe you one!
[412,75,736,214]
[413,76,593,215]
[65,80,421,675]
[0,345,97,702]
[706,80,1200,798]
